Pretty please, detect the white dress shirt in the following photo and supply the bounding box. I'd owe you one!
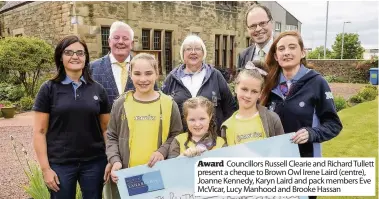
[180,68,206,97]
[109,53,131,95]
[253,37,273,61]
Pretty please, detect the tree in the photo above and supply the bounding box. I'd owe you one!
[307,46,333,59]
[331,33,365,59]
[0,37,54,97]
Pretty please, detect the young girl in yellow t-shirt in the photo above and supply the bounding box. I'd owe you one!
[104,53,183,199]
[168,96,226,158]
[221,61,284,146]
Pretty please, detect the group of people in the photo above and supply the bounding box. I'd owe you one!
[32,4,342,199]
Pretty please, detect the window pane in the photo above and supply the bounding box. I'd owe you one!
[142,29,150,50]
[222,36,227,67]
[154,30,161,50]
[215,35,220,66]
[101,27,110,56]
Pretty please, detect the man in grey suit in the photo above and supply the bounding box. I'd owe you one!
[238,4,274,70]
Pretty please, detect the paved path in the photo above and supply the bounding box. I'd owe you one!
[0,111,34,127]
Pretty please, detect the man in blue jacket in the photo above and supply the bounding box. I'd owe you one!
[90,21,136,106]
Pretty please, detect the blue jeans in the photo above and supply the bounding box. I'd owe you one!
[49,157,107,199]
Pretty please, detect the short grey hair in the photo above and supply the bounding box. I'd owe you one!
[109,21,134,41]
[180,35,207,62]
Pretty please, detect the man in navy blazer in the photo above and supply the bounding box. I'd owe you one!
[90,21,135,106]
[237,4,274,71]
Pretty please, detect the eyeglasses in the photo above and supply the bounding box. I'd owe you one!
[63,50,86,57]
[247,19,271,31]
[184,47,203,53]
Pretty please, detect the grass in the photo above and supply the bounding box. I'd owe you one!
[320,98,378,199]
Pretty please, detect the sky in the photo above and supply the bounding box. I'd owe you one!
[278,1,379,50]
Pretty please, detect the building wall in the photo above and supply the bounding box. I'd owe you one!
[0,2,74,45]
[74,1,259,75]
[0,1,302,75]
[259,1,287,38]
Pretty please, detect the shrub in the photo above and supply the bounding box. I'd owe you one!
[0,37,54,97]
[0,83,24,101]
[20,96,34,111]
[334,96,347,112]
[324,75,345,83]
[349,95,365,104]
[0,100,13,107]
[349,85,377,104]
[228,82,236,96]
[356,58,378,70]
[359,85,378,100]
[8,84,25,101]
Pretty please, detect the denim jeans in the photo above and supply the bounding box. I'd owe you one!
[49,157,107,199]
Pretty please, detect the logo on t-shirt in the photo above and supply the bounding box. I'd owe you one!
[93,95,99,100]
[236,132,263,143]
[325,92,333,99]
[134,115,156,121]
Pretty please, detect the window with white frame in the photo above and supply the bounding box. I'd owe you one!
[286,25,298,31]
[275,22,281,32]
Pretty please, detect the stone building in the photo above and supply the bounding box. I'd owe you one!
[0,1,301,75]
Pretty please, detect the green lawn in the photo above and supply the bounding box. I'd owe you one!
[320,98,378,199]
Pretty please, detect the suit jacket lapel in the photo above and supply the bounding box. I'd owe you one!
[103,55,119,96]
[247,45,256,63]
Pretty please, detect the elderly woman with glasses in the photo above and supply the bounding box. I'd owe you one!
[162,34,237,134]
[33,35,111,199]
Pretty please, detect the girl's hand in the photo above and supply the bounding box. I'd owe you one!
[291,129,309,144]
[147,151,164,168]
[110,162,122,183]
[103,163,112,184]
[183,145,207,157]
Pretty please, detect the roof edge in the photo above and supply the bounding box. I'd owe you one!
[0,1,33,14]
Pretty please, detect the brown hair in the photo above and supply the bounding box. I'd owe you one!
[182,96,218,146]
[52,35,94,83]
[130,53,159,75]
[245,4,273,26]
[260,31,307,105]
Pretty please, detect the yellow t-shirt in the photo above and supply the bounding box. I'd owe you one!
[128,98,160,167]
[224,112,266,145]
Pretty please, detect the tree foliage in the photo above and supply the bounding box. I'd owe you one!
[307,46,333,59]
[0,37,54,97]
[331,33,365,59]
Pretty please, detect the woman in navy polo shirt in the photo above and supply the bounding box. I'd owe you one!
[33,35,111,199]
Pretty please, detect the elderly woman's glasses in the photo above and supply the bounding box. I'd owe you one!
[63,50,86,57]
[184,47,203,53]
[247,19,271,31]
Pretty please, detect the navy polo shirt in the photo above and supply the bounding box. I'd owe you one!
[32,77,111,164]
